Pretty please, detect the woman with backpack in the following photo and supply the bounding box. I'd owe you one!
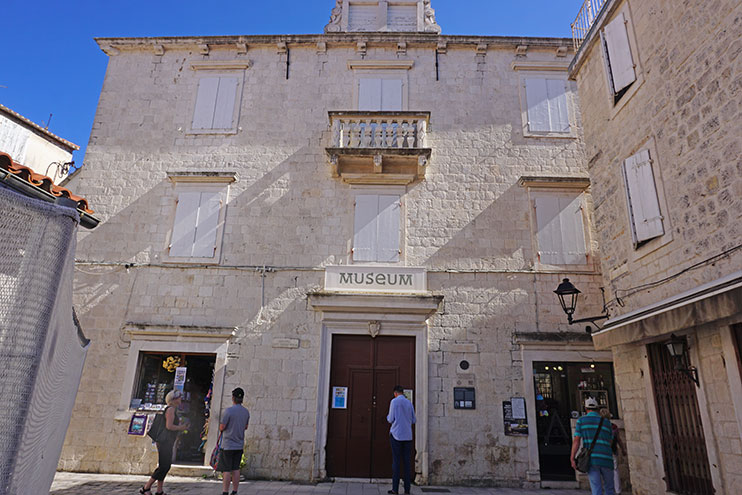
[140,389,189,495]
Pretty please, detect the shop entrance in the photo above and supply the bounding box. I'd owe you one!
[533,361,618,481]
[133,352,216,465]
[326,335,415,478]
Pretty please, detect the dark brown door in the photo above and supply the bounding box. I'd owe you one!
[648,341,714,495]
[326,335,415,478]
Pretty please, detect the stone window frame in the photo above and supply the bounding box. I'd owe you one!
[620,137,673,260]
[599,3,645,117]
[512,62,578,139]
[162,172,235,265]
[186,61,250,136]
[348,60,414,111]
[348,184,407,265]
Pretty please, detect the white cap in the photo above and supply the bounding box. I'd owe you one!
[584,397,599,409]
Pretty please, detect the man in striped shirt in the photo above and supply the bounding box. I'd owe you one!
[571,398,615,495]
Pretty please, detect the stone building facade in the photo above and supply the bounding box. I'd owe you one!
[60,1,616,487]
[568,0,742,494]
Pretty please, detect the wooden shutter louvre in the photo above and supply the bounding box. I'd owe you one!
[534,196,563,264]
[525,78,550,132]
[546,79,570,132]
[560,196,587,264]
[192,77,220,129]
[353,195,379,261]
[376,195,401,262]
[192,192,221,258]
[359,79,383,111]
[169,191,202,257]
[603,13,636,93]
[623,150,664,244]
[381,79,403,111]
[212,77,238,129]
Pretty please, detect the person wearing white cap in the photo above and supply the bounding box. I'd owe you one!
[140,389,189,495]
[571,397,615,495]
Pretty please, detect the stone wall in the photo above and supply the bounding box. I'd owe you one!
[62,35,605,484]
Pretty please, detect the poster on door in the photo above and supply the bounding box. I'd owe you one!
[332,387,348,409]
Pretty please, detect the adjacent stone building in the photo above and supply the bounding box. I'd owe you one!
[60,0,617,487]
[568,0,742,494]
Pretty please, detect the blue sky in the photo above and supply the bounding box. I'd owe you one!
[1,0,584,165]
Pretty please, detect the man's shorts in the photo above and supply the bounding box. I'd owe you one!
[218,449,243,472]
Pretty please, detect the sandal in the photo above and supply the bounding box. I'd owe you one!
[139,488,151,495]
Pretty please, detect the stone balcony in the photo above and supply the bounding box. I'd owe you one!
[326,111,432,185]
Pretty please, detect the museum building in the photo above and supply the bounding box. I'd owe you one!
[61,0,624,488]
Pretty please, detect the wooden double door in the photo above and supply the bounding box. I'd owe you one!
[326,334,416,478]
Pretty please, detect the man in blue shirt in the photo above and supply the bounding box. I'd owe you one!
[219,387,250,495]
[571,397,615,495]
[386,385,416,495]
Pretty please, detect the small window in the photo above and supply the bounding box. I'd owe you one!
[353,194,401,262]
[534,193,588,265]
[166,182,229,263]
[191,76,240,131]
[622,149,664,246]
[524,77,570,134]
[601,12,637,103]
[358,78,403,111]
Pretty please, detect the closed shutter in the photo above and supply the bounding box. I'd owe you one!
[560,195,587,264]
[359,78,383,111]
[169,191,202,257]
[547,79,570,132]
[192,77,220,129]
[212,77,238,129]
[381,79,403,111]
[192,192,221,257]
[376,195,401,262]
[353,195,378,261]
[525,78,550,132]
[623,149,664,243]
[535,196,563,264]
[603,13,636,93]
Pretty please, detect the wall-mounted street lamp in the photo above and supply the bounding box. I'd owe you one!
[665,334,700,387]
[553,278,609,333]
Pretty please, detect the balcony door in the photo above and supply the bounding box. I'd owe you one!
[358,78,403,111]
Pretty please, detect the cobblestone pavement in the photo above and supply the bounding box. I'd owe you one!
[50,472,585,495]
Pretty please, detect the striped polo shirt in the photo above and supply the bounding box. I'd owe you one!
[574,411,614,469]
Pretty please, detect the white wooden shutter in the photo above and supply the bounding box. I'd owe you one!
[546,79,570,132]
[192,192,221,257]
[353,194,378,261]
[535,196,563,264]
[603,13,636,93]
[381,79,403,111]
[212,77,238,129]
[359,78,383,111]
[525,78,550,132]
[169,191,201,257]
[623,150,664,243]
[192,77,219,129]
[560,196,587,264]
[376,195,401,262]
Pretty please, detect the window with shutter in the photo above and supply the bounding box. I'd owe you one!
[534,194,587,265]
[168,188,227,261]
[192,76,240,131]
[522,76,572,135]
[353,194,401,262]
[601,12,637,98]
[623,149,664,245]
[358,78,403,111]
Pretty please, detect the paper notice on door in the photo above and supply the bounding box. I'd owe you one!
[332,387,348,409]
[403,389,413,403]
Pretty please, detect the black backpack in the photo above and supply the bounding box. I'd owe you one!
[147,407,168,442]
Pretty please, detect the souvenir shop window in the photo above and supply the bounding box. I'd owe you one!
[130,352,183,411]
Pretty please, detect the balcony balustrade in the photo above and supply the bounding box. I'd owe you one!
[571,0,608,50]
[326,111,432,185]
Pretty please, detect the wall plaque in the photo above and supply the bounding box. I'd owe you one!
[325,265,426,293]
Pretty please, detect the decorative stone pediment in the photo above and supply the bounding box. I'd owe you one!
[325,0,441,34]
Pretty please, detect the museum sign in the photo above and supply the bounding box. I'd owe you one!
[324,265,427,293]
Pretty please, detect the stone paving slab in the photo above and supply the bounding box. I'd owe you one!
[50,472,586,495]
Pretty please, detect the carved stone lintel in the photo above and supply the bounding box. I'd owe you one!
[153,44,165,56]
[373,154,383,173]
[423,0,442,33]
[324,0,343,33]
[369,321,381,338]
[356,41,367,56]
[556,46,569,57]
[515,45,528,56]
[198,44,209,55]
